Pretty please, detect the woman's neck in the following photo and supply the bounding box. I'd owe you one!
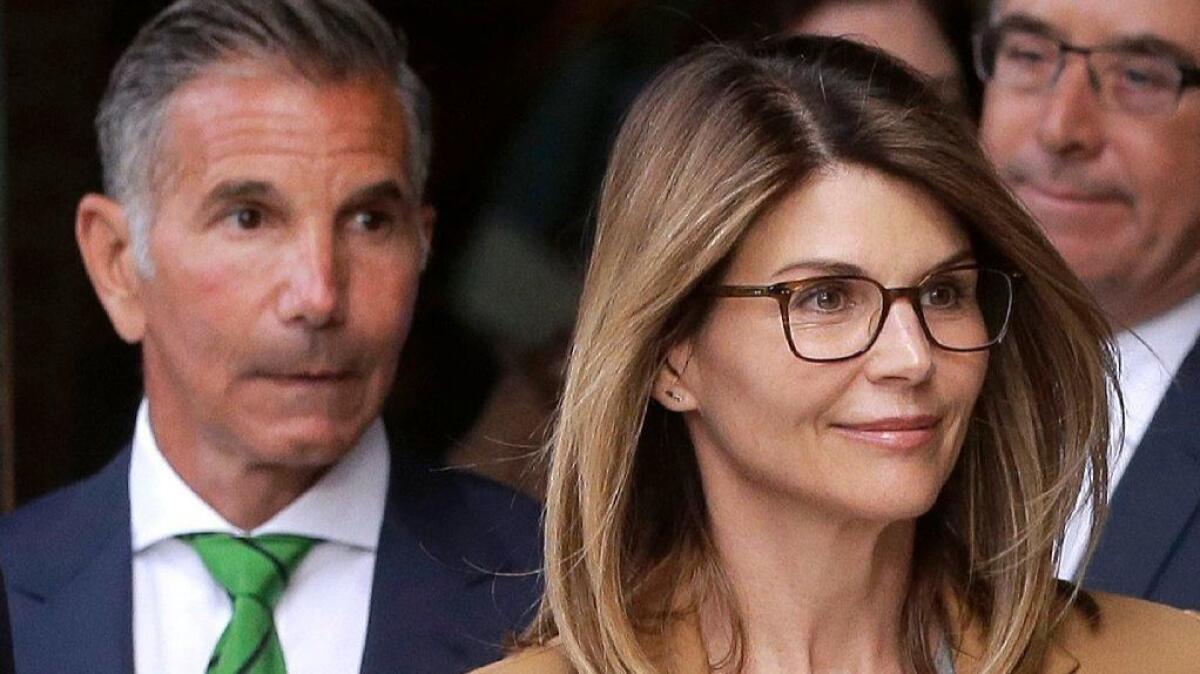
[700,477,917,674]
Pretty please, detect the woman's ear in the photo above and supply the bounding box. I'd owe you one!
[652,340,698,412]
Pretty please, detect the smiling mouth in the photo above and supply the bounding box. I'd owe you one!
[831,416,941,451]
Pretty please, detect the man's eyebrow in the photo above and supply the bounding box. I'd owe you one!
[993,13,1198,67]
[1106,34,1198,67]
[992,13,1062,40]
[341,180,408,209]
[201,180,282,211]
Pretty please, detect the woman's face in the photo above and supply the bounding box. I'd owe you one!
[658,165,989,523]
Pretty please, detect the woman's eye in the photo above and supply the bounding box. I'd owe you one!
[795,285,851,313]
[922,283,961,308]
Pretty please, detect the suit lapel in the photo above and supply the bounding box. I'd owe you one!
[1087,339,1200,597]
[3,449,134,674]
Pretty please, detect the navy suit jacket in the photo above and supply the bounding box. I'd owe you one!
[0,446,543,673]
[1086,337,1200,610]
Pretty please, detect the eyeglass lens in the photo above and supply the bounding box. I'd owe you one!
[984,27,1185,115]
[785,268,1012,361]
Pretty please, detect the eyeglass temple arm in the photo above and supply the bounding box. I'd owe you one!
[708,285,778,298]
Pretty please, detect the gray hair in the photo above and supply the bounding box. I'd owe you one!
[96,0,433,271]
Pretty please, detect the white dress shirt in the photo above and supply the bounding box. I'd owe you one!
[1057,292,1200,581]
[129,400,391,674]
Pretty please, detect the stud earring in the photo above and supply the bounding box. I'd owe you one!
[667,390,683,403]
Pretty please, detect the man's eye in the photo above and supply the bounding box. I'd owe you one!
[1001,45,1049,65]
[1115,62,1175,91]
[230,208,264,230]
[351,210,393,232]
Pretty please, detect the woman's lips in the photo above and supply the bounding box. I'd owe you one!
[831,416,941,452]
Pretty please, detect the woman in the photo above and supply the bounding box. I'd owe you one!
[477,37,1200,673]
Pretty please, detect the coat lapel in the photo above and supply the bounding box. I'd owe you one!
[1086,339,1200,598]
[1,449,134,674]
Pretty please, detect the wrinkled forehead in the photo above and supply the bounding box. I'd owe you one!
[990,0,1200,61]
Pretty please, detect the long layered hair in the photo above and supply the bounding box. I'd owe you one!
[529,37,1115,674]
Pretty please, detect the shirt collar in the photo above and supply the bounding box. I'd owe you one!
[1116,290,1200,383]
[129,399,390,553]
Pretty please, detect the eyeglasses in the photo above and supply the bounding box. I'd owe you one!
[974,24,1200,116]
[709,264,1018,363]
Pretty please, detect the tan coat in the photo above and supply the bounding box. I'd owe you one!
[474,592,1200,673]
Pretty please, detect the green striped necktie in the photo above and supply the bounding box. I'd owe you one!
[182,533,318,674]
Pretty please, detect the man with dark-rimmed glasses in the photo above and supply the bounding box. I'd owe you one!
[977,0,1200,611]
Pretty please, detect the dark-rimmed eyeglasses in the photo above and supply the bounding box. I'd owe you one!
[709,264,1018,363]
[973,23,1200,116]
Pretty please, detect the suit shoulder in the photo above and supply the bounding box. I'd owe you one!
[471,644,573,674]
[0,481,84,543]
[0,454,122,545]
[1057,591,1200,673]
[0,449,129,583]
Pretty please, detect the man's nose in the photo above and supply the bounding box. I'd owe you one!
[277,224,344,328]
[1035,55,1106,158]
[864,301,934,385]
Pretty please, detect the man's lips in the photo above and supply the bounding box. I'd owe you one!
[830,415,941,451]
[254,370,357,384]
[1018,181,1126,205]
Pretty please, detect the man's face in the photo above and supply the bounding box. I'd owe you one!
[979,0,1200,325]
[136,63,428,472]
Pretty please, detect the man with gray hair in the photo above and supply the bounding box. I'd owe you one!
[0,1,541,672]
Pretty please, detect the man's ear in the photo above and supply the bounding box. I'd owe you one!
[76,194,146,343]
[652,340,698,412]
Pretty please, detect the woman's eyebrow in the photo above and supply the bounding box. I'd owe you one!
[772,259,865,278]
[929,249,976,270]
[772,249,974,280]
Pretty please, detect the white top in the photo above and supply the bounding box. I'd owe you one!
[1057,292,1200,581]
[129,400,391,674]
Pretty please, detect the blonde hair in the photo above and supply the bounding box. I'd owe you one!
[528,37,1115,674]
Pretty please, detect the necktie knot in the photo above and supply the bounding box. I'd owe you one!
[184,533,316,607]
[182,532,317,673]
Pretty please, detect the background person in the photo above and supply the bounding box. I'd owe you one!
[976,0,1200,609]
[0,2,540,673]
[477,37,1200,674]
